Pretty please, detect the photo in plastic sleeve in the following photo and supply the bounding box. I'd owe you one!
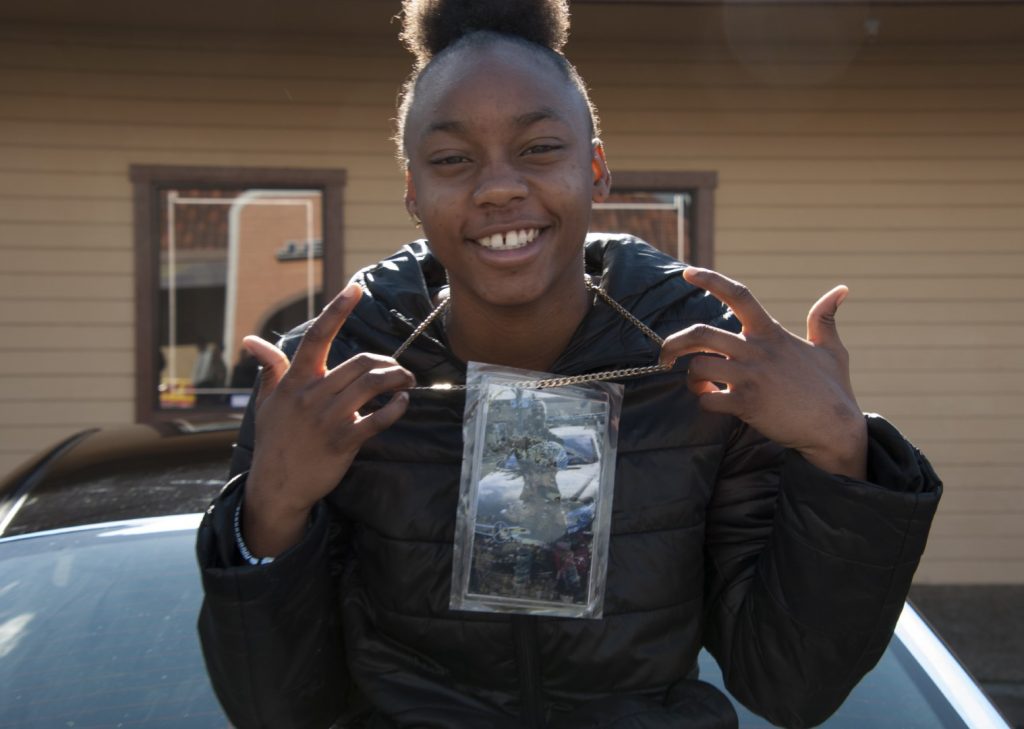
[452,366,620,618]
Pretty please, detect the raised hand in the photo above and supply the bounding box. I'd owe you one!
[241,283,417,557]
[661,267,868,480]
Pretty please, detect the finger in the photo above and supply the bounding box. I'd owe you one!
[242,335,289,407]
[682,267,775,335]
[352,390,411,439]
[687,378,720,397]
[806,285,848,349]
[695,388,738,416]
[289,282,363,382]
[687,354,745,389]
[326,364,420,419]
[660,323,752,367]
[317,353,416,397]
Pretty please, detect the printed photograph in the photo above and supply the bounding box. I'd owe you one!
[467,384,609,607]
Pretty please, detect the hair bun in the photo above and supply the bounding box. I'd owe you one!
[400,0,570,68]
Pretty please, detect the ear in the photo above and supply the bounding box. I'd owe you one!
[591,140,611,203]
[404,169,419,222]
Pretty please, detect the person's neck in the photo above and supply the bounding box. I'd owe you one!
[445,281,591,372]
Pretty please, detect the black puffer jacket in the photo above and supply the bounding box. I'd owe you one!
[197,237,941,729]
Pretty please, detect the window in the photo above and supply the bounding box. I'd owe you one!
[590,171,717,267]
[131,166,346,424]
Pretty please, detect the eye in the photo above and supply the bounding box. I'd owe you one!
[523,144,562,156]
[430,154,470,166]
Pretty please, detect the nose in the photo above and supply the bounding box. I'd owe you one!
[472,161,528,207]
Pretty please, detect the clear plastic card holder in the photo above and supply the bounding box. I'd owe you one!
[450,362,623,619]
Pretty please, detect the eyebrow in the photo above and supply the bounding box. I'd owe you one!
[513,107,564,128]
[424,107,565,137]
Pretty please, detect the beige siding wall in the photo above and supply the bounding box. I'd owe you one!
[569,24,1024,584]
[0,25,417,478]
[0,7,1021,583]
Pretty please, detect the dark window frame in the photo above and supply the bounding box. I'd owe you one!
[609,170,717,268]
[130,165,346,425]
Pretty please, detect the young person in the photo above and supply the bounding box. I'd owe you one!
[197,2,941,727]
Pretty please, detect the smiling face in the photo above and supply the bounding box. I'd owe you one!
[404,38,610,317]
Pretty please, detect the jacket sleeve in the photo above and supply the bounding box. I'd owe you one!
[195,393,351,729]
[701,414,942,728]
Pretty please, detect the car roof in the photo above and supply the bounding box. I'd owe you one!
[0,422,237,537]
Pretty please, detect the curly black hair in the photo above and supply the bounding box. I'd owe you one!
[400,0,569,70]
[394,0,599,164]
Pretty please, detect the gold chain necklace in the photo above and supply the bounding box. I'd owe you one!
[392,278,673,391]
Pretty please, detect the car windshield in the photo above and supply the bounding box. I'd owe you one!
[0,515,978,729]
[698,638,968,728]
[0,515,227,728]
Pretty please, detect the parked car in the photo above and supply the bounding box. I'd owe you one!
[0,426,1011,728]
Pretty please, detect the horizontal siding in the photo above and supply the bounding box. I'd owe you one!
[0,145,400,178]
[931,513,1022,538]
[764,301,1024,325]
[636,158,1024,182]
[601,109,1024,135]
[852,394,1024,420]
[0,300,132,325]
[9,94,1024,136]
[573,30,1024,586]
[0,222,132,249]
[724,276,1023,302]
[7,120,1024,159]
[3,400,133,425]
[5,65,1021,111]
[717,252,1024,276]
[0,273,132,300]
[849,372,1022,394]
[2,248,133,274]
[0,10,1021,586]
[930,464,1023,490]
[8,144,1024,183]
[720,182,1024,207]
[922,557,1024,585]
[939,488,1022,514]
[851,348,1023,373]
[0,38,408,82]
[570,3,1024,47]
[0,95,397,131]
[9,172,1024,208]
[0,69,402,106]
[1,351,133,376]
[718,229,1024,253]
[0,375,133,401]
[0,171,406,204]
[0,324,132,350]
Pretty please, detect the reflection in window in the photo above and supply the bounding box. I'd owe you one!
[592,191,691,262]
[157,189,323,411]
[591,171,716,268]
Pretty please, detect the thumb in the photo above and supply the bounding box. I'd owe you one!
[242,335,290,408]
[806,285,849,348]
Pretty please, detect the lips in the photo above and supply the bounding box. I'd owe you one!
[473,228,541,251]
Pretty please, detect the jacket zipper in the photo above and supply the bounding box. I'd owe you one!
[512,615,545,728]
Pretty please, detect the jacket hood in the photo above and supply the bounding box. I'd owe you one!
[339,235,705,384]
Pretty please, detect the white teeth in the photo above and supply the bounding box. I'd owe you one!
[476,228,539,250]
